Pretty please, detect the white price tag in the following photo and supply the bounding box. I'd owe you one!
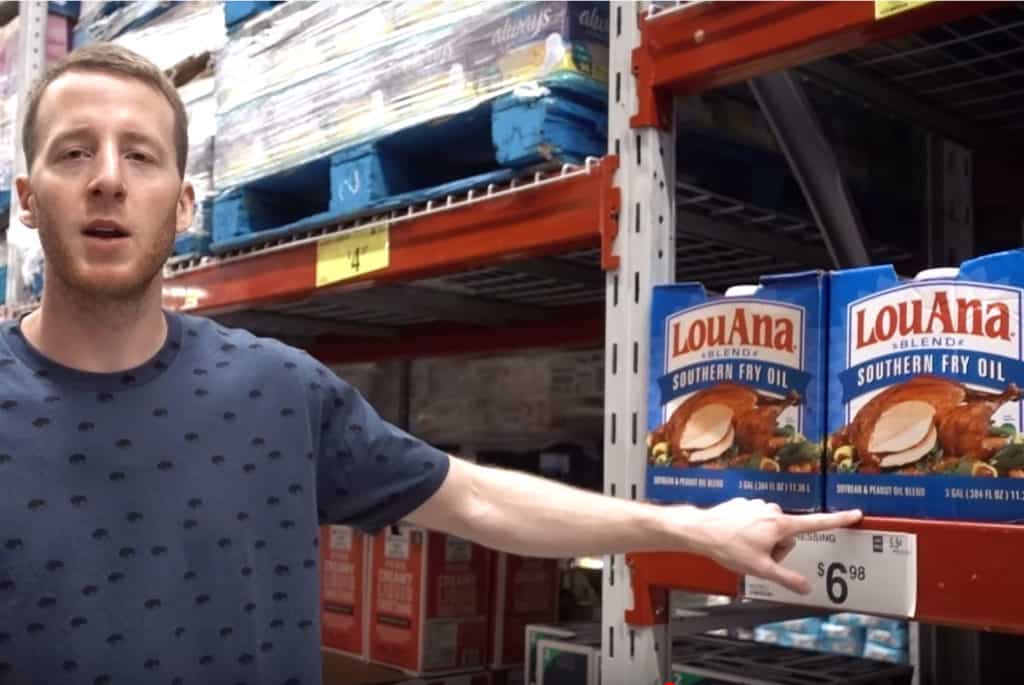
[743,529,918,618]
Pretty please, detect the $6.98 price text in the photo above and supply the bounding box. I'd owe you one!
[817,562,866,604]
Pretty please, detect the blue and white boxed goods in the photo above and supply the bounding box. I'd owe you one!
[828,613,905,631]
[769,618,824,634]
[778,631,820,651]
[862,641,908,664]
[819,622,866,657]
[827,250,1024,521]
[754,614,907,664]
[753,627,782,644]
[0,13,71,192]
[212,1,608,192]
[866,626,908,649]
[647,274,828,511]
[178,75,216,242]
[820,622,865,641]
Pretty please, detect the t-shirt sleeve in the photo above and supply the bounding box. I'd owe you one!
[309,362,450,535]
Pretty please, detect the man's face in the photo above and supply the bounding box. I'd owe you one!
[15,69,193,301]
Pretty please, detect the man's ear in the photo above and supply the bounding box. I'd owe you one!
[14,175,37,229]
[176,180,195,235]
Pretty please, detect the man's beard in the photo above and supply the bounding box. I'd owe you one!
[34,206,177,303]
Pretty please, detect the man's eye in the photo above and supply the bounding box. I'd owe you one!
[127,151,152,163]
[62,149,89,160]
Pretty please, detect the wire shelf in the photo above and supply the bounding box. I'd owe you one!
[835,2,1024,131]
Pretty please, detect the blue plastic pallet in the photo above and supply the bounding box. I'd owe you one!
[210,77,606,255]
[47,1,81,20]
[225,1,280,31]
[173,203,213,257]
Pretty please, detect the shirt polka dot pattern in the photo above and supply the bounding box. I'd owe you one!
[0,311,450,684]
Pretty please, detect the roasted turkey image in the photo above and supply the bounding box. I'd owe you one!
[829,375,1022,476]
[648,382,818,473]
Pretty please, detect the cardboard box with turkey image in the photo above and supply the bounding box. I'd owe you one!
[646,273,829,512]
[369,524,491,676]
[827,250,1024,521]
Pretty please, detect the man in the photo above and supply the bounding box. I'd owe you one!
[1,44,860,684]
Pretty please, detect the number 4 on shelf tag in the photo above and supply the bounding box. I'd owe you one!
[743,528,918,618]
[315,224,390,287]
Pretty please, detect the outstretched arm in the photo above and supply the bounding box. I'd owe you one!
[407,456,861,594]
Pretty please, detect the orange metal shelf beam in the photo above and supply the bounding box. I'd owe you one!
[164,157,619,315]
[626,516,1024,634]
[632,0,999,127]
[309,304,604,365]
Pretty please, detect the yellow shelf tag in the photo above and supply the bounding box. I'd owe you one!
[316,224,390,287]
[875,0,931,20]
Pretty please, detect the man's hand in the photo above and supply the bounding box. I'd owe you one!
[677,498,863,595]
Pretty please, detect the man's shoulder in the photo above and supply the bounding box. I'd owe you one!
[173,311,321,375]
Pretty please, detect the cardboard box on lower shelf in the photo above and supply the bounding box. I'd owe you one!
[490,666,525,685]
[401,671,494,685]
[369,524,491,675]
[523,622,600,685]
[323,649,492,685]
[489,553,561,668]
[321,525,371,658]
[535,637,601,685]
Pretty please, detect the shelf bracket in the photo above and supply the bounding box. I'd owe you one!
[599,154,621,271]
[750,70,872,268]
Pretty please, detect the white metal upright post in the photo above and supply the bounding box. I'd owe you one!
[602,3,676,683]
[5,1,48,309]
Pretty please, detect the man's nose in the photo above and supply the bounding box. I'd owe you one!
[86,144,125,200]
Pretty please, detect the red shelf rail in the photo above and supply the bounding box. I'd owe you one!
[626,517,1024,634]
[163,157,619,316]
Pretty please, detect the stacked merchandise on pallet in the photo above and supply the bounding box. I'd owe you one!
[175,73,217,256]
[673,634,913,685]
[753,614,909,665]
[831,614,910,664]
[213,1,609,193]
[72,1,226,71]
[0,11,71,304]
[0,13,71,198]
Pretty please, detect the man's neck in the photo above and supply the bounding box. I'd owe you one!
[22,278,169,374]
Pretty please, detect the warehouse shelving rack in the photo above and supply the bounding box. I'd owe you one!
[611,2,1024,685]
[5,2,1024,684]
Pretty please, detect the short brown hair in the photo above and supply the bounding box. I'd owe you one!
[22,43,189,177]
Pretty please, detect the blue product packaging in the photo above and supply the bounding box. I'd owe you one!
[827,250,1024,521]
[830,614,906,632]
[778,631,820,651]
[770,617,825,635]
[820,622,866,642]
[820,636,866,657]
[862,641,908,664]
[866,627,908,649]
[647,274,828,511]
[753,627,782,644]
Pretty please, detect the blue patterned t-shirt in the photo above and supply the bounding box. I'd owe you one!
[0,311,450,684]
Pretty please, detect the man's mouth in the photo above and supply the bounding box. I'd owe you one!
[82,222,130,240]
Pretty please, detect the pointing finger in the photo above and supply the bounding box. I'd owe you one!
[764,561,810,595]
[784,509,862,535]
[771,537,796,563]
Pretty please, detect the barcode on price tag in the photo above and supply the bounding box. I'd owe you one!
[743,529,917,618]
